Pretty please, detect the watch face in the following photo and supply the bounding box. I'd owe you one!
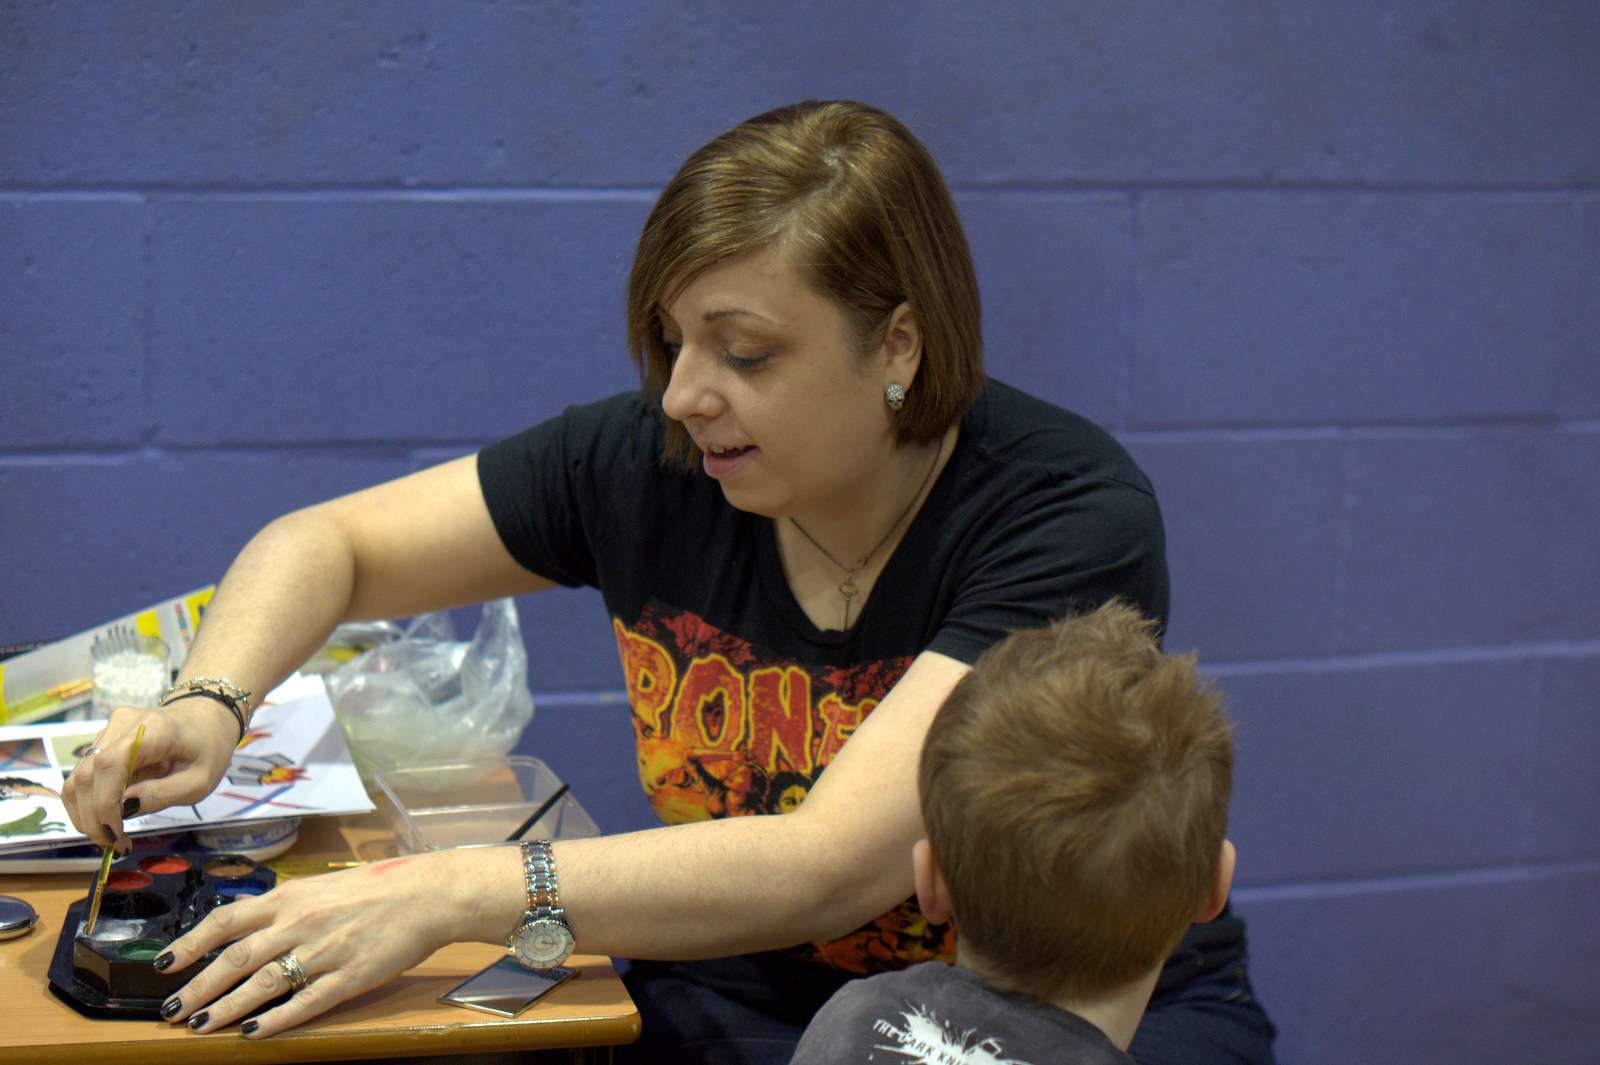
[513,918,574,968]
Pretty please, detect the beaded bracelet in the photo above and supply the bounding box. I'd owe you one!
[175,676,252,704]
[158,677,253,745]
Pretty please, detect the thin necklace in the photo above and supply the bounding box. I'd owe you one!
[790,436,944,629]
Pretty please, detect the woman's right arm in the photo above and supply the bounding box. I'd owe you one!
[61,453,556,845]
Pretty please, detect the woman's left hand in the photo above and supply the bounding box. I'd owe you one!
[157,848,518,1038]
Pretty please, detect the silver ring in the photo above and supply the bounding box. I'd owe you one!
[275,952,307,992]
[82,747,104,757]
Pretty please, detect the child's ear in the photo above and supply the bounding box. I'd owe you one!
[1195,839,1237,924]
[912,839,953,926]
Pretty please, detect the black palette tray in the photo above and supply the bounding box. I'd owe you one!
[47,850,276,1018]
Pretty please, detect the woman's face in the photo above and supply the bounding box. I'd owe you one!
[658,245,915,524]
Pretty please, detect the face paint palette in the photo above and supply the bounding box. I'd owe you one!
[46,850,277,1018]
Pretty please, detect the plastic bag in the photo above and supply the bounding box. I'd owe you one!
[322,598,534,786]
[298,619,406,675]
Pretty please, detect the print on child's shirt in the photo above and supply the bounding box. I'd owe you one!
[869,1004,1026,1065]
[614,602,956,972]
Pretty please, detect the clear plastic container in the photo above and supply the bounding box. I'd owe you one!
[89,633,171,719]
[375,756,599,854]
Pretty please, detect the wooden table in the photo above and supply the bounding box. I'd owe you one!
[0,811,639,1064]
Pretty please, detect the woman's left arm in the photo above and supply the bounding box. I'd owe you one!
[158,650,970,1038]
[556,648,974,954]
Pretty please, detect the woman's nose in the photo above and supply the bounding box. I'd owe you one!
[660,344,720,424]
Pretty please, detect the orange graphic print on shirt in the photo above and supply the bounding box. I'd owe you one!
[614,604,957,974]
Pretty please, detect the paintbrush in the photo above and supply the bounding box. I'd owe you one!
[83,723,144,936]
[267,860,369,880]
[505,782,570,842]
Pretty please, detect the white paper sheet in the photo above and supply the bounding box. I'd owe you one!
[0,674,374,856]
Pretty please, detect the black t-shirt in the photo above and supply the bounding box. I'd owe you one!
[790,961,1133,1065]
[477,378,1168,971]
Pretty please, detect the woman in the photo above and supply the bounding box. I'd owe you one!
[62,101,1273,1064]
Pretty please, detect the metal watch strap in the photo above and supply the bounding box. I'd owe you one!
[527,839,561,918]
[507,839,561,949]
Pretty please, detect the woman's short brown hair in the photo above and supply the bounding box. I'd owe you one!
[627,100,984,467]
[919,601,1235,1003]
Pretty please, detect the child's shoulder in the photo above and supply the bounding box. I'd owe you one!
[793,962,1133,1065]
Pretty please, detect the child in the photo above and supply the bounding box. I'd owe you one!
[790,600,1237,1064]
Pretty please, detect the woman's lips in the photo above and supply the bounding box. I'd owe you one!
[703,445,755,478]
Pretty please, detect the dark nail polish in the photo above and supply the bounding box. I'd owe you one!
[240,1020,259,1036]
[187,1011,209,1030]
[100,824,116,848]
[160,996,182,1020]
[122,796,141,818]
[153,951,175,972]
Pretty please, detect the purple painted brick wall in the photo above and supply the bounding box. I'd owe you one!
[3,4,1596,1061]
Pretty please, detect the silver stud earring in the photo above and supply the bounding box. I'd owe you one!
[885,382,907,411]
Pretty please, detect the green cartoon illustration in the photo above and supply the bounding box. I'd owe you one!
[0,806,66,836]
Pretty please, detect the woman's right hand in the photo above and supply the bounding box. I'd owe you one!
[59,697,240,850]
[157,845,523,1038]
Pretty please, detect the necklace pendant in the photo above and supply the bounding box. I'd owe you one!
[839,576,860,601]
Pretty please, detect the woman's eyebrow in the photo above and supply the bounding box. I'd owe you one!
[702,308,782,326]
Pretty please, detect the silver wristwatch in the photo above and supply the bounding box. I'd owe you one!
[506,839,575,969]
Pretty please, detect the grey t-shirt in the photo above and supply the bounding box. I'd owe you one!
[790,962,1132,1065]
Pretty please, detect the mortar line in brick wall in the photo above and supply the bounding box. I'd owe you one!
[0,448,162,466]
[1511,655,1548,866]
[1122,414,1595,441]
[1328,437,1356,655]
[1230,856,1600,904]
[137,439,497,455]
[0,184,667,201]
[14,421,1582,459]
[524,689,631,707]
[1116,189,1144,433]
[137,195,157,447]
[4,180,1596,198]
[1196,639,1600,677]
[0,190,147,203]
[0,441,482,464]
[944,179,1600,197]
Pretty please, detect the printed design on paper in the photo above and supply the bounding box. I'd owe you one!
[868,1004,1026,1065]
[225,752,310,788]
[0,674,372,854]
[0,739,50,771]
[0,775,60,801]
[614,604,956,973]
